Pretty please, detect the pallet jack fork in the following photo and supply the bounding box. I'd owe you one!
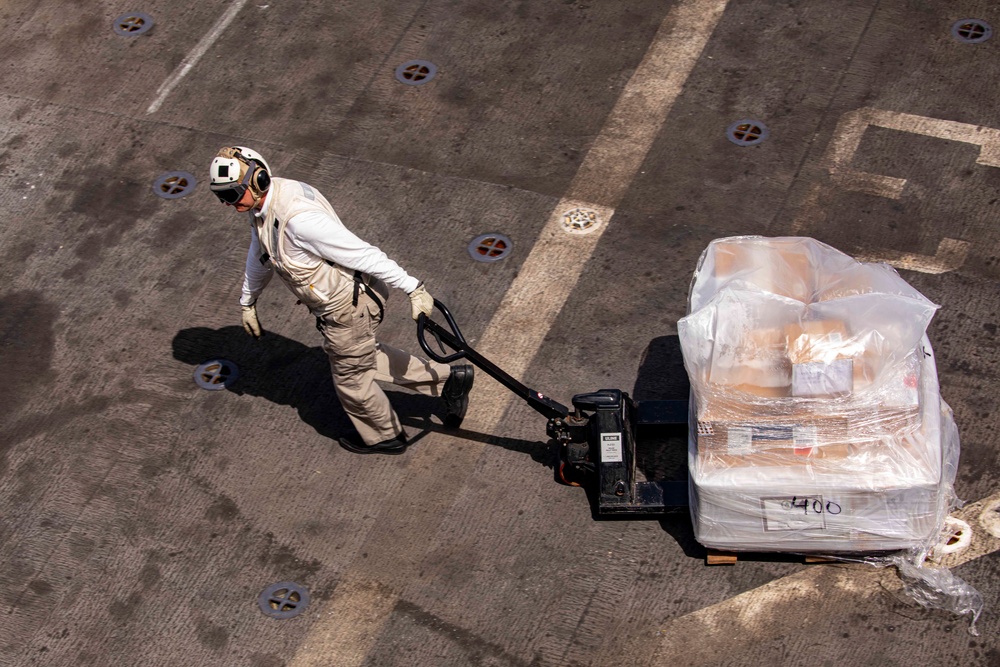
[418,300,689,515]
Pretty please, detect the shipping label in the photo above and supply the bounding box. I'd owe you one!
[601,433,623,463]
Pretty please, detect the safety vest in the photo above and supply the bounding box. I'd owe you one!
[254,177,356,317]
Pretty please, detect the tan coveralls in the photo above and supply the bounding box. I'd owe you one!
[247,177,450,444]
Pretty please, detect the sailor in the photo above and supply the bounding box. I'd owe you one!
[208,146,473,454]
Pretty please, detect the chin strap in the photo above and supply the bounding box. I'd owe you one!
[250,188,267,209]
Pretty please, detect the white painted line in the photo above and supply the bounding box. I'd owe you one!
[565,0,730,206]
[792,186,971,273]
[288,1,730,664]
[935,490,1000,568]
[826,107,1000,198]
[146,0,249,114]
[854,237,970,274]
[633,490,1000,663]
[288,579,397,667]
[471,0,729,418]
[791,107,992,273]
[979,498,1000,539]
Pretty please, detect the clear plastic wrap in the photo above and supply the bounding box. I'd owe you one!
[679,237,954,552]
[679,236,981,631]
[893,550,983,636]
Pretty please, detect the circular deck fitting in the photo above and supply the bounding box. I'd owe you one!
[258,582,310,620]
[152,171,197,199]
[468,233,512,262]
[113,12,154,36]
[193,359,239,391]
[931,516,972,559]
[395,60,438,86]
[951,19,992,43]
[561,207,602,235]
[726,120,769,146]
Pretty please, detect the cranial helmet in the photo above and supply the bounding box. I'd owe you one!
[209,146,271,205]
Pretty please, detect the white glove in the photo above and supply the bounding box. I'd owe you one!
[241,304,263,338]
[408,284,434,321]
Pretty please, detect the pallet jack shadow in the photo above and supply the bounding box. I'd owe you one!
[171,326,709,558]
[632,335,703,560]
[418,317,707,559]
[400,409,703,557]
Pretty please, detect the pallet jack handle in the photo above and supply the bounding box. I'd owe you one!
[417,299,570,421]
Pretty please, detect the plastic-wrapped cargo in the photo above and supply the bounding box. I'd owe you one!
[678,236,960,553]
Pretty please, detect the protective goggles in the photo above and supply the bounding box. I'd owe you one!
[213,183,247,204]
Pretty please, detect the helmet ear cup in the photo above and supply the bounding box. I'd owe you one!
[251,165,270,192]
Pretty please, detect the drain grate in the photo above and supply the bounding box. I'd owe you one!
[113,12,154,37]
[561,208,602,235]
[193,359,239,391]
[952,19,992,43]
[258,582,310,619]
[726,120,769,146]
[395,60,438,86]
[153,171,197,199]
[468,233,512,262]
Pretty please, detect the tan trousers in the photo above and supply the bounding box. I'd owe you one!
[318,283,450,445]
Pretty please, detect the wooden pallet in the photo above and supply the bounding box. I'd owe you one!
[705,549,836,565]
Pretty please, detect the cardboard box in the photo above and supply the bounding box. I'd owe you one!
[711,240,813,303]
[785,320,851,364]
[697,420,853,454]
[696,412,853,468]
[690,466,942,552]
[707,327,791,394]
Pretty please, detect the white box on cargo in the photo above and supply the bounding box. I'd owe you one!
[688,336,948,553]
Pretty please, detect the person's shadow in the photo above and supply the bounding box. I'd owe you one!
[171,326,553,467]
[174,325,362,439]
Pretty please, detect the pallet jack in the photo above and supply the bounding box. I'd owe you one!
[418,300,690,515]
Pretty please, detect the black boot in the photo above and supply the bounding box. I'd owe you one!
[442,364,474,427]
[339,432,408,455]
